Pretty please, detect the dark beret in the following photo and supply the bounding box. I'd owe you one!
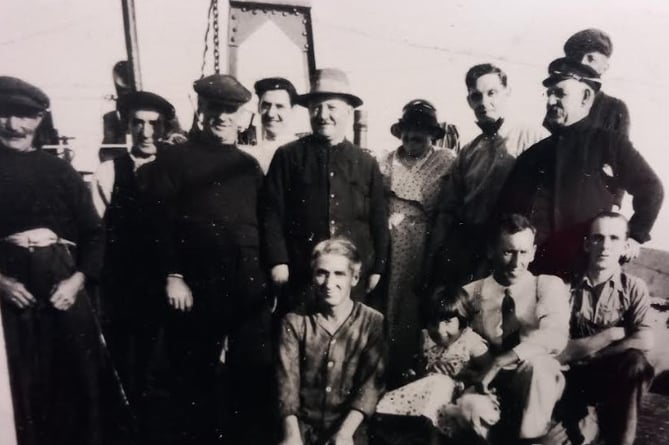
[254,77,298,104]
[0,76,50,112]
[543,57,602,92]
[117,91,175,119]
[564,29,613,58]
[193,74,251,108]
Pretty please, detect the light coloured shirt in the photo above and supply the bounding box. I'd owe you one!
[239,131,296,174]
[569,270,652,339]
[439,121,547,225]
[461,271,570,361]
[91,151,155,217]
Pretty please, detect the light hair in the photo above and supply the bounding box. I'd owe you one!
[310,237,362,275]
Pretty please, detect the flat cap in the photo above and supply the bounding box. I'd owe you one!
[564,29,613,58]
[193,74,251,108]
[117,91,175,119]
[543,57,602,92]
[0,76,50,112]
[254,77,298,104]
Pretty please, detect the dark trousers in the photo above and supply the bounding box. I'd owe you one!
[559,349,654,445]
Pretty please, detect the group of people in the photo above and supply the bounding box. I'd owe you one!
[0,27,663,445]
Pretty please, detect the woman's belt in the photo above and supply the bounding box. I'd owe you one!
[2,228,75,250]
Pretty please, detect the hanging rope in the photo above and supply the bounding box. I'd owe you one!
[200,0,220,78]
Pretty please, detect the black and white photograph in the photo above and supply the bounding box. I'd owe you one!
[1,1,669,444]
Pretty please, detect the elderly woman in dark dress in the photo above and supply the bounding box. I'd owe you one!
[379,100,455,387]
[0,77,124,445]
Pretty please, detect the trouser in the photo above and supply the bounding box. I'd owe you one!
[491,354,565,441]
[559,349,654,445]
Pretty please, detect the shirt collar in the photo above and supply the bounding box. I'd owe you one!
[578,269,624,292]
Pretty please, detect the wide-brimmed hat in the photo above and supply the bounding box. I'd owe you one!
[296,68,363,108]
[390,99,445,140]
[542,57,601,92]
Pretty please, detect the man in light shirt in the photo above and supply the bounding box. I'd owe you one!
[459,214,570,443]
[241,76,298,173]
[422,63,546,294]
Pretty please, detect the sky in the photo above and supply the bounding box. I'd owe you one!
[2,0,669,248]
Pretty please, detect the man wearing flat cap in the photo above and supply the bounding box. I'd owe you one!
[262,67,390,310]
[91,90,177,435]
[0,76,128,444]
[422,63,547,296]
[140,74,268,444]
[241,76,298,173]
[496,58,663,280]
[564,28,630,137]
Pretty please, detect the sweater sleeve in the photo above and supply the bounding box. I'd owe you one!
[261,146,291,267]
[368,157,390,274]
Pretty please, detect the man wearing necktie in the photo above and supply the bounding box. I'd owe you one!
[459,214,570,443]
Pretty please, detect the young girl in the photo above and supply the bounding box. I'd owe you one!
[376,287,500,443]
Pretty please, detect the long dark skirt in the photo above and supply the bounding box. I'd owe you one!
[0,243,132,445]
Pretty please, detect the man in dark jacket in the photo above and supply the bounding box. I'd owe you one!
[262,68,389,309]
[92,90,176,441]
[497,58,663,280]
[564,28,630,136]
[141,74,268,445]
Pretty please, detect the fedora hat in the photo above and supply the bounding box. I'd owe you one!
[296,68,363,108]
[390,99,445,140]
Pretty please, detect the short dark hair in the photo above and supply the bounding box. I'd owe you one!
[490,213,536,247]
[425,286,474,328]
[254,77,298,106]
[310,237,362,274]
[589,211,629,238]
[465,64,508,89]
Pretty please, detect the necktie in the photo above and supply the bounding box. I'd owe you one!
[501,288,520,351]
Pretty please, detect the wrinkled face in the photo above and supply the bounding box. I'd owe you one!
[259,89,293,138]
[401,127,432,157]
[491,228,536,286]
[313,253,359,309]
[0,106,43,151]
[580,51,610,76]
[585,216,628,271]
[201,100,239,144]
[427,317,462,347]
[467,73,509,124]
[129,109,165,155]
[308,96,352,144]
[544,79,590,128]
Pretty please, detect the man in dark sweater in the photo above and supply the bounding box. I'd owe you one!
[92,90,176,440]
[564,28,630,137]
[497,58,663,280]
[262,68,389,309]
[0,76,127,444]
[140,74,269,445]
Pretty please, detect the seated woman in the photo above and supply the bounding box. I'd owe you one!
[376,287,499,444]
[276,237,385,445]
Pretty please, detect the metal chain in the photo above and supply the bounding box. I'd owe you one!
[212,0,220,74]
[199,0,220,77]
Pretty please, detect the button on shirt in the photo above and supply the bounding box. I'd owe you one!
[569,271,652,339]
[438,121,546,226]
[277,302,385,428]
[461,271,570,361]
[262,135,390,280]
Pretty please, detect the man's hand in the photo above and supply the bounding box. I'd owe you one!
[476,361,502,395]
[166,275,193,312]
[0,273,35,309]
[606,326,626,343]
[366,273,381,293]
[164,133,188,145]
[50,271,85,311]
[271,264,290,285]
[622,238,641,263]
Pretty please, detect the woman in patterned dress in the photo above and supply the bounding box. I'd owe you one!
[379,100,455,388]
